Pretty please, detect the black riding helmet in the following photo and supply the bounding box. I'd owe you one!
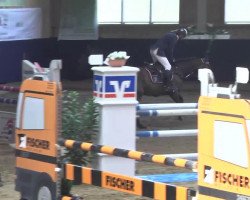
[176,28,188,39]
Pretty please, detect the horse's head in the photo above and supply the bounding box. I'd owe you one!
[174,57,211,79]
[141,62,155,68]
[200,58,212,69]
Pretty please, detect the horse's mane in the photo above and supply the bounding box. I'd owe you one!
[143,58,199,66]
[173,57,209,79]
[140,62,155,68]
[175,57,198,63]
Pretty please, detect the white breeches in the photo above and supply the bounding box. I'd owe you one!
[150,48,172,70]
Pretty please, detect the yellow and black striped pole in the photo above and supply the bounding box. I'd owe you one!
[59,139,197,170]
[62,163,196,200]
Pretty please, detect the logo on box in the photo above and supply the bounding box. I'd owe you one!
[93,75,136,98]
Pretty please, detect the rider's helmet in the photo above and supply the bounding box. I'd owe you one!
[176,28,188,39]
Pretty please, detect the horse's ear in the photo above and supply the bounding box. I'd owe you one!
[201,58,210,65]
[143,62,154,67]
[144,62,154,65]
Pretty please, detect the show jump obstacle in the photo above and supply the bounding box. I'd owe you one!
[15,60,250,200]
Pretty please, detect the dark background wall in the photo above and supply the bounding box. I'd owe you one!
[1,38,249,83]
[1,0,250,83]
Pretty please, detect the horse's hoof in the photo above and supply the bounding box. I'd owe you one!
[178,116,183,121]
[137,123,146,129]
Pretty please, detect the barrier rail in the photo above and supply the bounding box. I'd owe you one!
[137,109,198,117]
[161,153,198,161]
[0,97,17,105]
[136,129,198,138]
[137,103,198,110]
[61,163,196,200]
[59,139,198,170]
[0,85,20,92]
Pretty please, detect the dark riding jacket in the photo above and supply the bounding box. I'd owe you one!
[150,32,178,65]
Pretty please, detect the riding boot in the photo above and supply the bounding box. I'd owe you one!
[163,69,173,83]
[162,70,176,93]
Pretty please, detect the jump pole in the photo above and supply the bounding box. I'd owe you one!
[136,129,198,138]
[137,109,198,117]
[137,103,198,110]
[59,139,197,170]
[91,66,139,176]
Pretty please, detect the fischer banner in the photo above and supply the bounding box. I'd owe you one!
[0,8,42,41]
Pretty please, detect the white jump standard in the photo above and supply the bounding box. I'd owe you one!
[91,66,139,176]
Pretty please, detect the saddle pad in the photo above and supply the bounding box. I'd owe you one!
[145,67,163,84]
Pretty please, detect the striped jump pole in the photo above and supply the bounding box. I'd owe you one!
[161,153,198,161]
[137,109,198,117]
[0,85,19,105]
[0,85,20,92]
[137,103,198,111]
[0,97,17,105]
[59,139,198,170]
[136,129,198,138]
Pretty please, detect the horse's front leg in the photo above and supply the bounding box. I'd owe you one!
[136,87,147,129]
[169,90,184,121]
[136,118,147,129]
[169,90,184,103]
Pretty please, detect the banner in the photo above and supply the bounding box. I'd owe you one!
[58,0,98,40]
[0,0,24,6]
[0,8,42,41]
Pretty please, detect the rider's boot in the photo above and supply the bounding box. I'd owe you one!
[162,70,176,93]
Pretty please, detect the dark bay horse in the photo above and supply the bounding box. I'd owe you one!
[137,57,211,103]
[136,57,211,128]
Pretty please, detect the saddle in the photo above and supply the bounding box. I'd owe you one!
[143,62,165,84]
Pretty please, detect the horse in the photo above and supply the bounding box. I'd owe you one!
[137,57,211,128]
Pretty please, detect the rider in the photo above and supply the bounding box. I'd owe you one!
[150,28,188,92]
